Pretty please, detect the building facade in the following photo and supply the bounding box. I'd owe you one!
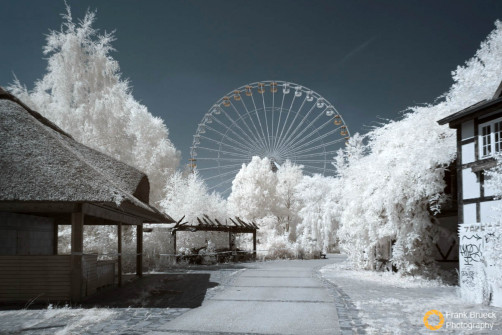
[438,82,502,307]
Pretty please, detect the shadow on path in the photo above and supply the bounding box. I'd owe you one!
[83,273,218,308]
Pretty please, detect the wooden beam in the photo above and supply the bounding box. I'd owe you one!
[229,218,240,227]
[253,231,257,260]
[117,223,122,287]
[173,230,177,264]
[173,215,185,229]
[236,217,250,228]
[136,225,143,277]
[82,203,142,225]
[203,214,217,225]
[174,226,254,233]
[70,212,84,302]
[53,222,58,255]
[82,216,106,225]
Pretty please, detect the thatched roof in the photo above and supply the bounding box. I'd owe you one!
[0,89,174,223]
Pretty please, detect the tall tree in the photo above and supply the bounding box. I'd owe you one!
[275,160,303,238]
[335,21,502,275]
[8,4,180,204]
[227,156,278,220]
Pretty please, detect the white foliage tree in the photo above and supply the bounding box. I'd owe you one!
[227,156,278,220]
[275,160,304,239]
[228,156,338,258]
[159,171,228,251]
[7,5,180,204]
[228,157,309,257]
[160,171,227,225]
[335,21,502,275]
[295,174,340,255]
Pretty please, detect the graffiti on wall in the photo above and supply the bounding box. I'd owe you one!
[460,269,476,287]
[459,225,484,290]
[460,234,482,266]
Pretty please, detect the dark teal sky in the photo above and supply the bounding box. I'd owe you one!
[1,0,502,164]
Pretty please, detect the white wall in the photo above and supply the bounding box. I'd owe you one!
[462,169,480,199]
[481,199,502,224]
[463,203,477,224]
[484,174,498,197]
[461,143,475,164]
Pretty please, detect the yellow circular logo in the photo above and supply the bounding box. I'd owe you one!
[423,310,445,330]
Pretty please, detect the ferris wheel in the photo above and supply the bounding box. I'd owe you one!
[189,80,350,195]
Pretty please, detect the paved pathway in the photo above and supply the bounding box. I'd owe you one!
[149,258,342,335]
[0,257,356,334]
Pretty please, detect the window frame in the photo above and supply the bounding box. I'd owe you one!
[478,116,502,159]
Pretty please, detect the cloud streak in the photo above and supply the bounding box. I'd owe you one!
[336,36,378,67]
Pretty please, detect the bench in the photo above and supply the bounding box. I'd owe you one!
[320,253,327,259]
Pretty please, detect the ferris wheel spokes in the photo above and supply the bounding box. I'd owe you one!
[276,102,317,152]
[219,106,266,152]
[197,163,243,171]
[203,123,257,154]
[285,116,339,152]
[287,125,343,155]
[289,138,346,157]
[198,135,250,155]
[204,169,241,181]
[228,101,267,151]
[249,92,270,152]
[294,150,340,159]
[277,95,309,151]
[190,80,350,195]
[273,90,287,150]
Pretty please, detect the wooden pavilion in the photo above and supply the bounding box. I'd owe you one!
[0,88,175,303]
[171,215,258,258]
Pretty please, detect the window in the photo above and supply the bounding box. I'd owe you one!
[495,120,502,152]
[481,124,491,157]
[479,117,502,158]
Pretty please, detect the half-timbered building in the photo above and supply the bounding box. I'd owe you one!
[438,80,502,306]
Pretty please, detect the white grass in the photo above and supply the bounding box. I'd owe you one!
[320,261,449,288]
[321,255,502,334]
[0,305,116,334]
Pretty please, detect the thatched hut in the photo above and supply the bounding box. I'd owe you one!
[0,88,174,303]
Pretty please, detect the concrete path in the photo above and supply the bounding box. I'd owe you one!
[150,258,340,335]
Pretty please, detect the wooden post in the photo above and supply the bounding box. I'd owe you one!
[173,230,177,265]
[71,212,84,302]
[53,223,58,255]
[136,224,143,277]
[117,223,122,287]
[252,231,257,260]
